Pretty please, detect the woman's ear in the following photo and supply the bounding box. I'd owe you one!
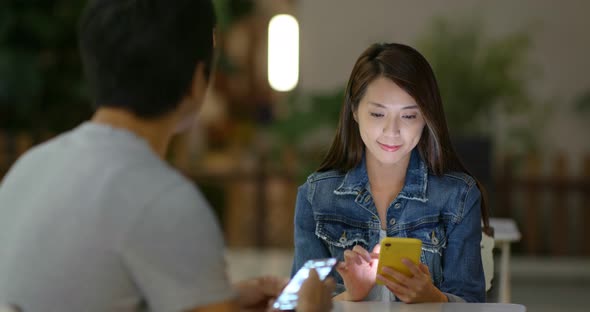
[352,110,358,123]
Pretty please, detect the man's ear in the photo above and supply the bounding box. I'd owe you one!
[173,63,208,134]
[189,62,209,102]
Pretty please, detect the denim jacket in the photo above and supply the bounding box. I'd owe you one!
[291,149,485,302]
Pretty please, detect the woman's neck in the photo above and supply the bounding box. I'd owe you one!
[365,152,411,193]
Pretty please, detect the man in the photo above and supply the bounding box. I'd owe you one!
[0,1,333,311]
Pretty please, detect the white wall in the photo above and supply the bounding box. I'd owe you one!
[296,0,590,172]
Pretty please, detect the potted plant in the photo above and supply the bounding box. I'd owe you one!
[0,0,91,135]
[0,1,90,176]
[415,17,542,200]
[267,89,344,184]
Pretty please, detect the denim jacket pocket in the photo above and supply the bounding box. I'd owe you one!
[315,215,376,259]
[405,223,447,286]
[314,215,377,291]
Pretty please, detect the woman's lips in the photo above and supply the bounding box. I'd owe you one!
[378,142,401,152]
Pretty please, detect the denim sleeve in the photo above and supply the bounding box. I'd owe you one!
[440,183,486,303]
[291,182,332,277]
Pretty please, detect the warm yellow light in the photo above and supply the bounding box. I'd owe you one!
[268,14,299,92]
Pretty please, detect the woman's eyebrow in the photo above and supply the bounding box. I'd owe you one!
[368,101,418,110]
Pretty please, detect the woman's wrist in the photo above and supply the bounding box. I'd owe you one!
[437,290,449,302]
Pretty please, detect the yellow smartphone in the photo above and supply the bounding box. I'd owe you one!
[376,237,422,285]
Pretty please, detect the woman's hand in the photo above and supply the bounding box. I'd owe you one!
[376,258,448,303]
[334,244,380,301]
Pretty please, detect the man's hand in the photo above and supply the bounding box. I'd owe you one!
[234,276,288,312]
[297,269,336,312]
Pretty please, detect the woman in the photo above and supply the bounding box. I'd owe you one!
[291,43,491,303]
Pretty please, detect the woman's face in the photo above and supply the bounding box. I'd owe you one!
[354,77,426,169]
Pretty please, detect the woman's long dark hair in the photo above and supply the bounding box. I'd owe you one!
[318,43,492,235]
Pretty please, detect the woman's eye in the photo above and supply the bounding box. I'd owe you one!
[402,115,417,119]
[370,112,384,118]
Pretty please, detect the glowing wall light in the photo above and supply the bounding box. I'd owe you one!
[268,14,299,92]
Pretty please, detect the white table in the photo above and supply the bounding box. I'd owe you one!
[334,301,526,312]
[489,218,521,303]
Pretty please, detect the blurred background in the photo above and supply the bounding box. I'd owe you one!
[1,0,589,310]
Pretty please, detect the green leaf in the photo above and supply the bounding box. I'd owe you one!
[574,90,590,114]
[416,17,535,135]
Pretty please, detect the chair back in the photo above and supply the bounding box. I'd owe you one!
[481,230,495,292]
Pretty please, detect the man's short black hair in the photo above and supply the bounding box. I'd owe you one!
[79,0,216,118]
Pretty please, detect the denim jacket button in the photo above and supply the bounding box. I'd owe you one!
[389,218,396,225]
[393,202,401,209]
[431,231,439,244]
[339,232,347,244]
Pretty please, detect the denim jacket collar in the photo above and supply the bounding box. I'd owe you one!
[334,149,428,202]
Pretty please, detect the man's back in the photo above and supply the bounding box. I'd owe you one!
[0,123,232,312]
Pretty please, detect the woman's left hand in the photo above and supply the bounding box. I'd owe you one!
[376,259,449,303]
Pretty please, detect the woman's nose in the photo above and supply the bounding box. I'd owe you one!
[383,116,401,136]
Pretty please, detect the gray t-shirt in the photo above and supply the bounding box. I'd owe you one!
[0,123,234,312]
